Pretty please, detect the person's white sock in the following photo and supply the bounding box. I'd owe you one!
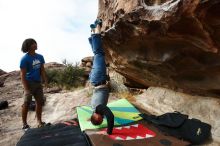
[95,25,101,34]
[91,28,95,34]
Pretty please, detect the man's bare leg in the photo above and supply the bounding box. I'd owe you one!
[35,98,43,124]
[22,103,29,125]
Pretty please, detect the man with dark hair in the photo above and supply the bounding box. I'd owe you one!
[88,19,114,134]
[20,38,48,131]
[91,104,114,134]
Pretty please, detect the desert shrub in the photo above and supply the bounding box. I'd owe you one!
[46,61,85,89]
[46,69,61,85]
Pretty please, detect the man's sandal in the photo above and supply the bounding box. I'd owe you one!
[22,124,30,131]
[37,122,51,128]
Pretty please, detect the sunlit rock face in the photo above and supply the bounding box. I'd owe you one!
[98,0,220,96]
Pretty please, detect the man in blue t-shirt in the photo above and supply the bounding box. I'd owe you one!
[20,38,48,131]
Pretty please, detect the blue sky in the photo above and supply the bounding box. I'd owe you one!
[0,0,98,72]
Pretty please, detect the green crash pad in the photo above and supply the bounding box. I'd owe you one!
[76,98,143,131]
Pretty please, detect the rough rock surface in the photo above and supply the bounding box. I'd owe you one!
[98,0,220,96]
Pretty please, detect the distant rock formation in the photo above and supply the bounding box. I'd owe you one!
[0,69,6,76]
[44,62,65,69]
[0,69,7,87]
[98,0,220,96]
[80,56,93,77]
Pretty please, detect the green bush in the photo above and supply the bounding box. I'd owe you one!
[46,69,61,85]
[46,62,85,89]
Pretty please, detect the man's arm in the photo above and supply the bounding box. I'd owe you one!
[20,68,29,93]
[40,64,48,87]
[96,104,114,134]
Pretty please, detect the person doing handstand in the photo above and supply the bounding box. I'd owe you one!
[88,19,114,135]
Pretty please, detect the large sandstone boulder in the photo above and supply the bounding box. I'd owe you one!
[98,0,220,96]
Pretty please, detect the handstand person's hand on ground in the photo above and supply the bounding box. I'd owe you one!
[90,104,114,135]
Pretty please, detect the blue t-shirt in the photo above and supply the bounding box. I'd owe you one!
[20,53,45,82]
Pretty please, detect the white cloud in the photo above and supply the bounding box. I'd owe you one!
[0,0,98,72]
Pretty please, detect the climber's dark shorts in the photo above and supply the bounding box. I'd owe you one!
[23,81,43,104]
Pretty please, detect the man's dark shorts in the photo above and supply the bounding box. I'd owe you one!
[23,82,44,104]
